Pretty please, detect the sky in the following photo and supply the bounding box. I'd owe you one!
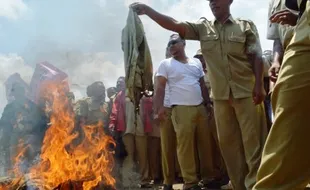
[0,0,272,114]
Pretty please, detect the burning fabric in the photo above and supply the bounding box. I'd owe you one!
[0,82,115,190]
[121,7,153,111]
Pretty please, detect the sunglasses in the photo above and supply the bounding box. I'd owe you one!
[168,39,183,47]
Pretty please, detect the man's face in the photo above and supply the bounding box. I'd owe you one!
[209,0,231,18]
[88,82,106,101]
[107,88,116,98]
[168,37,185,56]
[116,79,125,92]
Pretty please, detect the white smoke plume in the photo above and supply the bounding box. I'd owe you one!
[0,54,33,115]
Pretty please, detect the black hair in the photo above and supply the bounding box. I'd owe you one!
[169,33,186,45]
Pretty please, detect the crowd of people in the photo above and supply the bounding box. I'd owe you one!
[129,0,310,189]
[0,0,309,189]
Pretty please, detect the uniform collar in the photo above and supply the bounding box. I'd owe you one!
[211,15,235,25]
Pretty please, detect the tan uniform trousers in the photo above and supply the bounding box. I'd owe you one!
[148,136,161,180]
[213,97,267,190]
[171,104,212,189]
[195,111,227,182]
[160,107,181,185]
[121,100,149,187]
[254,4,310,189]
[122,134,149,186]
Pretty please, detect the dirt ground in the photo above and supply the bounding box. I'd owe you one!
[133,184,217,190]
[133,183,310,190]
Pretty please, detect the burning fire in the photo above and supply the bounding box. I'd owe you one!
[1,82,115,190]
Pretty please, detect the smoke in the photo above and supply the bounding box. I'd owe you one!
[0,0,28,19]
[0,54,33,115]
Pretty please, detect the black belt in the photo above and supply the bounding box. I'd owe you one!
[171,104,203,108]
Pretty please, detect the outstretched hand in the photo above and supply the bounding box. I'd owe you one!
[130,2,149,15]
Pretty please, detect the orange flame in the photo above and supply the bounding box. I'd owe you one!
[1,82,115,189]
[10,139,30,177]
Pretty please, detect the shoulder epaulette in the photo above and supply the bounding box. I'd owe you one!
[236,18,254,24]
[197,17,208,22]
[75,97,90,103]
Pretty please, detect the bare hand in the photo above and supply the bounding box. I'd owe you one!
[252,82,266,105]
[153,106,165,125]
[268,61,281,82]
[130,2,149,15]
[157,107,166,121]
[270,9,298,26]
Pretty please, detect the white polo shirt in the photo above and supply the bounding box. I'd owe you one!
[156,57,204,106]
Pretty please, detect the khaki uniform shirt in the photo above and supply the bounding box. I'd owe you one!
[74,97,109,127]
[285,0,310,56]
[182,16,262,100]
[267,0,295,48]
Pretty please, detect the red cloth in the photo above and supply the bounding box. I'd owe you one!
[141,97,153,133]
[109,90,126,132]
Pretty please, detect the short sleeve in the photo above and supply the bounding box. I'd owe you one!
[156,61,168,79]
[180,20,203,40]
[193,58,205,78]
[244,20,263,56]
[267,0,280,40]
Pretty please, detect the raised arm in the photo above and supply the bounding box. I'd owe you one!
[131,3,187,37]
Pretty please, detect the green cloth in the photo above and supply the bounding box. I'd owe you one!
[121,7,153,110]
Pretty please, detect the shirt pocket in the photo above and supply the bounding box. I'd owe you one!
[200,34,219,52]
[227,33,246,55]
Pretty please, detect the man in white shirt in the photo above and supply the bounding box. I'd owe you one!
[154,48,182,190]
[154,34,212,190]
